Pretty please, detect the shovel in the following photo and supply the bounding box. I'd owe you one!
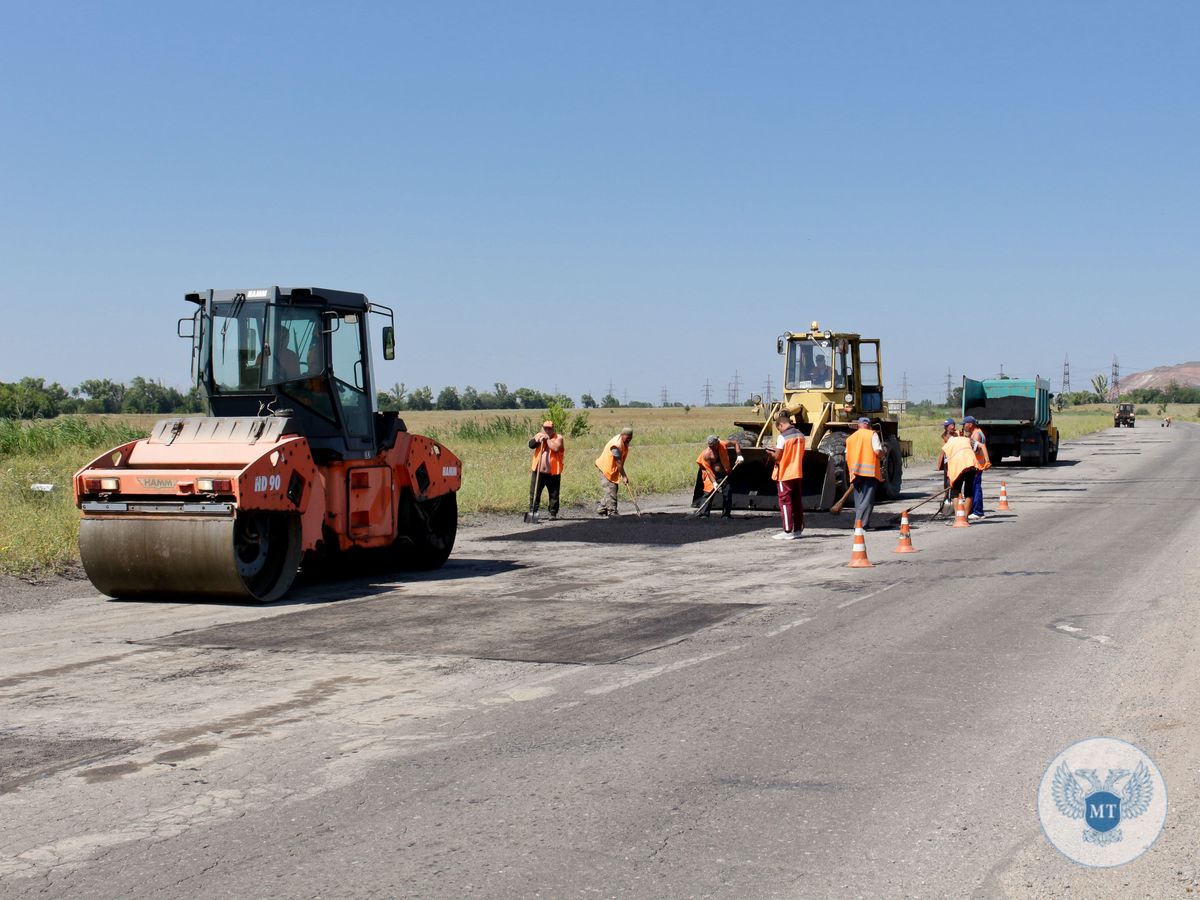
[692,460,742,517]
[624,479,643,517]
[523,446,548,523]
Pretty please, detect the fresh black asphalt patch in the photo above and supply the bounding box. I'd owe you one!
[484,512,777,545]
[149,596,761,664]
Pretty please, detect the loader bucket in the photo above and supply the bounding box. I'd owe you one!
[692,448,837,512]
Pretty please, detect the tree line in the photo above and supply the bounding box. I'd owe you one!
[0,377,204,419]
[374,383,687,412]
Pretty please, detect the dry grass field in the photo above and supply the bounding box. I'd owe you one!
[1,404,1188,575]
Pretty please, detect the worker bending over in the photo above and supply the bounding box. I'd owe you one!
[595,427,633,517]
[941,429,979,517]
[696,435,744,518]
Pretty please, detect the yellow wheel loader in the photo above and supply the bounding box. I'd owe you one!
[696,323,912,512]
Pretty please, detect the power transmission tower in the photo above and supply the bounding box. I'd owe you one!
[729,370,742,405]
[1111,356,1120,399]
[607,380,615,401]
[945,369,953,405]
[763,375,774,405]
[1061,355,1071,394]
[901,372,909,405]
[660,386,669,407]
[703,380,712,406]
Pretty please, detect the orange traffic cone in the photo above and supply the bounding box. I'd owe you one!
[952,495,971,528]
[848,519,874,567]
[894,510,917,553]
[997,482,1011,511]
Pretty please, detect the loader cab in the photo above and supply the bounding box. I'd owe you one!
[777,325,889,432]
[187,287,391,460]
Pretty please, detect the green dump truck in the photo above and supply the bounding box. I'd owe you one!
[962,376,1060,466]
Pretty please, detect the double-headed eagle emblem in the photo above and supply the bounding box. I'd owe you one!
[1052,760,1154,846]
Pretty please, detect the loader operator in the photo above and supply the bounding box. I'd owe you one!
[595,427,633,517]
[696,435,744,518]
[528,420,565,520]
[766,411,804,540]
[941,430,978,517]
[846,417,886,529]
[962,416,989,519]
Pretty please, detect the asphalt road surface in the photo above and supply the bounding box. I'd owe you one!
[2,423,1198,897]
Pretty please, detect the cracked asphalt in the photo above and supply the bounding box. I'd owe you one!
[2,423,1199,897]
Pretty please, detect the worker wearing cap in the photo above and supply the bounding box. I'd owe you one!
[766,411,805,539]
[941,429,978,516]
[697,435,744,518]
[961,415,989,519]
[595,427,633,516]
[528,420,565,520]
[846,417,885,528]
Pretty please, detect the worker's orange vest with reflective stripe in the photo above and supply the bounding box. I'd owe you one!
[943,435,977,483]
[697,444,732,491]
[969,427,990,470]
[531,439,565,475]
[772,430,805,481]
[595,435,629,483]
[846,428,883,481]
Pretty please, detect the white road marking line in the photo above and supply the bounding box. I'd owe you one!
[766,616,813,637]
[837,582,901,610]
[584,649,736,696]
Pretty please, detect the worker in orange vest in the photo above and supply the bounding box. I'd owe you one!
[696,435,744,518]
[961,415,990,519]
[846,417,886,528]
[528,420,565,520]
[766,411,804,539]
[941,430,978,517]
[595,427,633,516]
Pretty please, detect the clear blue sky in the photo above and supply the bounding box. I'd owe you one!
[3,1,1196,403]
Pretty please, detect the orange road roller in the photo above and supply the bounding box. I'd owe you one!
[74,287,461,602]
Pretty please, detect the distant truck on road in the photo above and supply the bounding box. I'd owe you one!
[962,376,1060,466]
[1115,403,1136,427]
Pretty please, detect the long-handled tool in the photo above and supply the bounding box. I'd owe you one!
[692,460,742,518]
[907,485,952,515]
[829,483,856,514]
[523,445,548,523]
[624,479,643,517]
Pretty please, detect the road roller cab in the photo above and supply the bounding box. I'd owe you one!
[74,287,462,602]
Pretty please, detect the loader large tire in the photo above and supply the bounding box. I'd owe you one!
[817,431,849,500]
[877,435,904,501]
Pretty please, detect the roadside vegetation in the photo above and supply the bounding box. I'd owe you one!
[1,404,1194,577]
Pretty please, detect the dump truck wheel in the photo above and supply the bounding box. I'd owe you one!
[398,491,458,570]
[877,435,904,501]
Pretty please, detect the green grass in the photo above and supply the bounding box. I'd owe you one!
[0,404,1143,575]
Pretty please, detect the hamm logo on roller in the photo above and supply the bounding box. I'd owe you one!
[138,477,175,490]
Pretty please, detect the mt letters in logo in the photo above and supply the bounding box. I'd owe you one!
[1037,737,1167,866]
